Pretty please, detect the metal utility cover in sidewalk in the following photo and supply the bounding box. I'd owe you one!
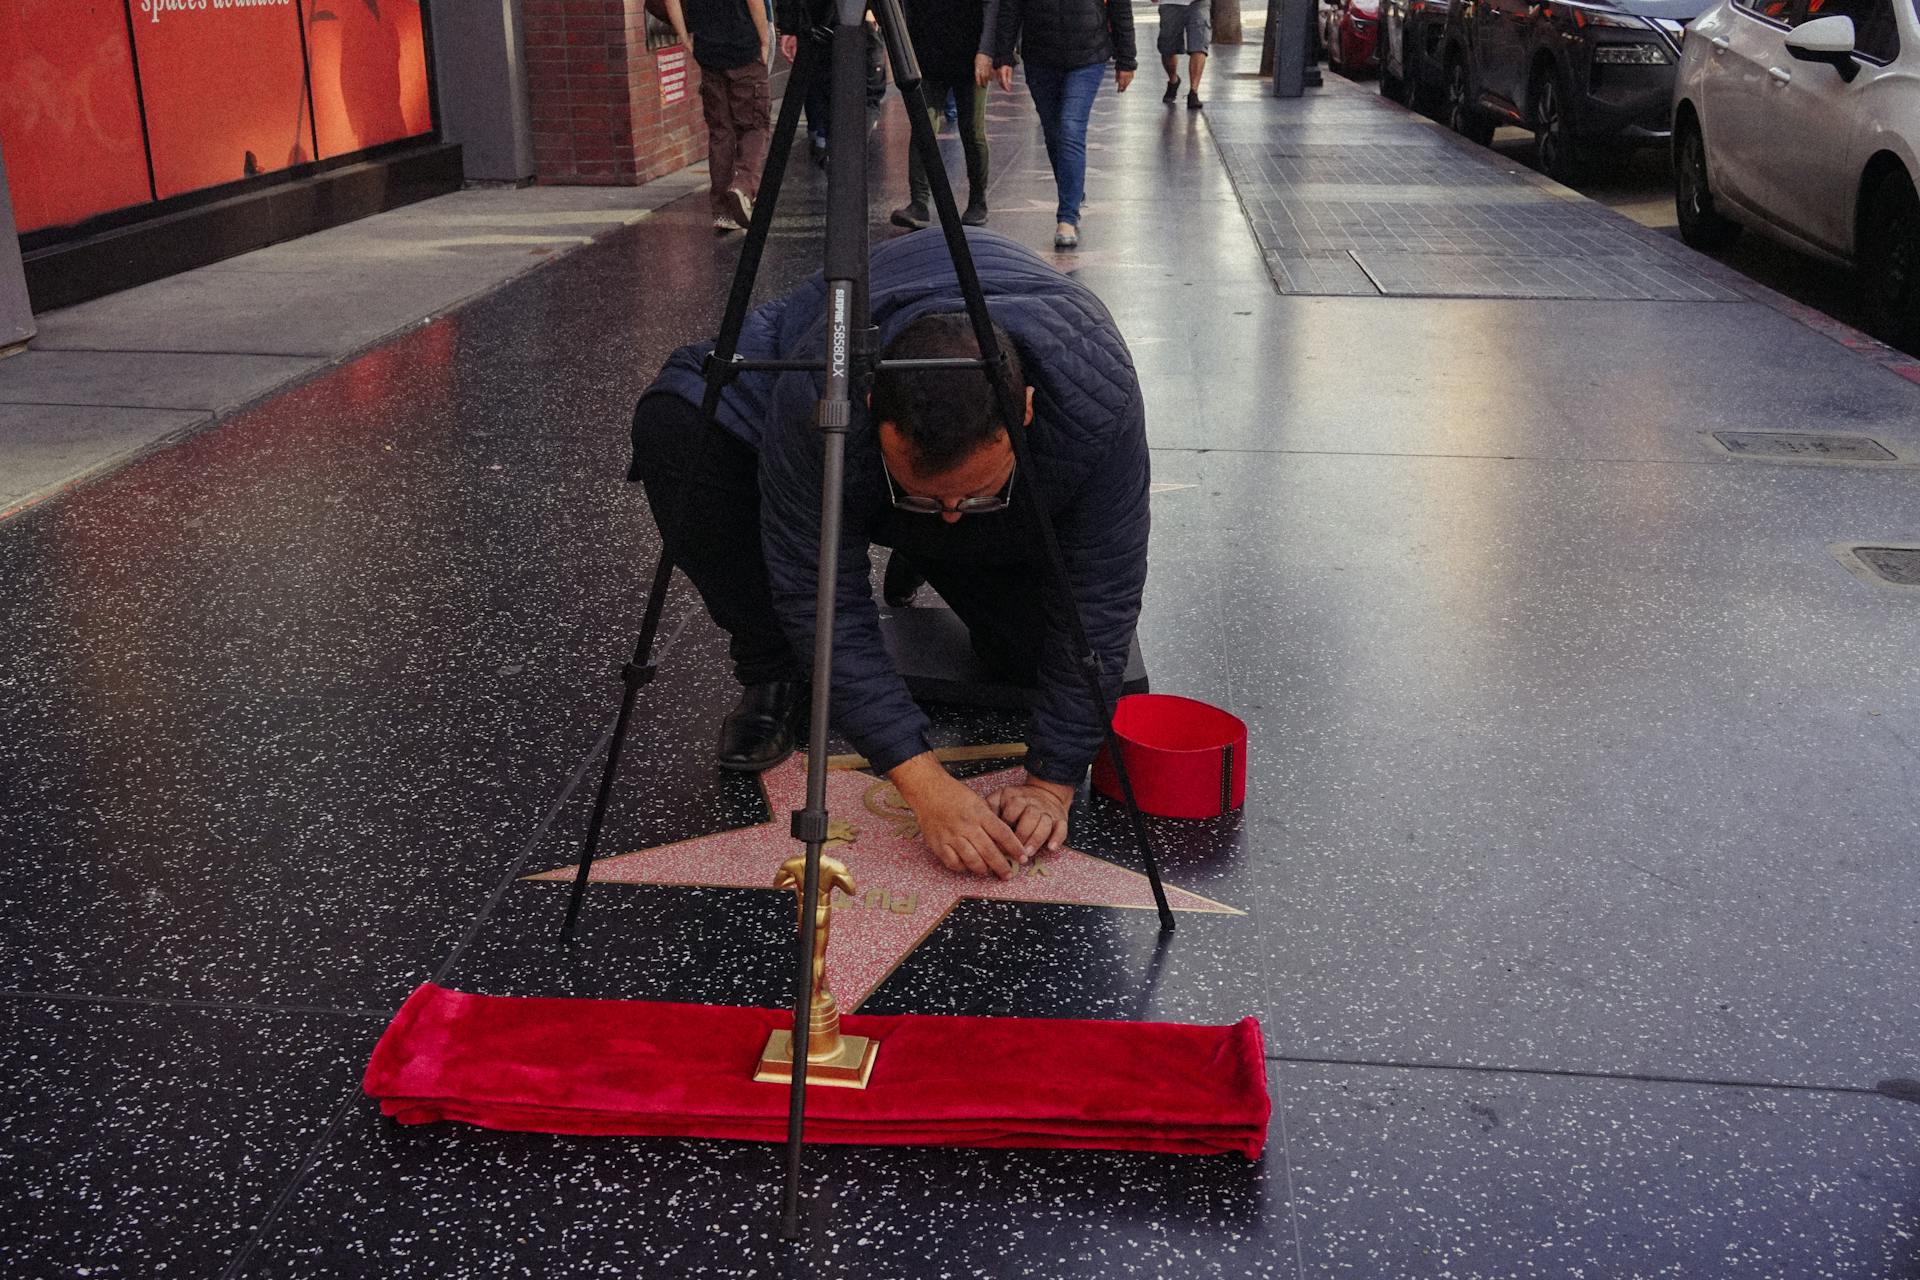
[1712,432,1901,463]
[1831,542,1920,592]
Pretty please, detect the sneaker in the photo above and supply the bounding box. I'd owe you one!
[889,201,930,230]
[809,136,829,168]
[714,213,742,232]
[726,187,754,228]
[961,198,989,227]
[1163,76,1180,104]
[1054,222,1078,249]
[1187,91,1204,110]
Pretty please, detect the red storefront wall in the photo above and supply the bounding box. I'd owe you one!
[523,0,707,186]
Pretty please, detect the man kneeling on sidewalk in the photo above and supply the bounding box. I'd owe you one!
[630,229,1149,879]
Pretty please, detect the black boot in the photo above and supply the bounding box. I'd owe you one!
[716,681,807,772]
[883,550,926,608]
[961,196,989,227]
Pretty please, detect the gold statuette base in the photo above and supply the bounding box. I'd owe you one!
[753,1031,878,1089]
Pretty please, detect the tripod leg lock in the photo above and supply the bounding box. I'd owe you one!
[701,351,743,389]
[620,660,659,689]
[790,808,832,845]
[813,400,851,430]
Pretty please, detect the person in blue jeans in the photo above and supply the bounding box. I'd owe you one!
[989,0,1135,249]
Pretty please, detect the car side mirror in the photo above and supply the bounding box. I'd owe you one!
[1784,14,1859,79]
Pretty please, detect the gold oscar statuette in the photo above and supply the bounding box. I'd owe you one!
[754,854,879,1089]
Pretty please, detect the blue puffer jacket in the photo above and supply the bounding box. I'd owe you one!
[647,229,1148,785]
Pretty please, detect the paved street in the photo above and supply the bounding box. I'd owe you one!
[4,37,1919,1280]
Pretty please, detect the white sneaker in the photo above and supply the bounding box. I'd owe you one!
[714,213,742,232]
[726,187,755,228]
[1054,222,1078,249]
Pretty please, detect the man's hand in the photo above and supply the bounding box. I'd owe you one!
[987,775,1076,856]
[780,33,798,61]
[975,52,993,87]
[1116,68,1134,92]
[890,753,1029,879]
[996,63,1015,91]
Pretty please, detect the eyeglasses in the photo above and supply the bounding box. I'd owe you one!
[883,457,1017,515]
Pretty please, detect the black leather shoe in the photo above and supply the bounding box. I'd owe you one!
[716,681,806,772]
[883,550,926,608]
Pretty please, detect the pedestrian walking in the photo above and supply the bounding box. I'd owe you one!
[891,0,1000,231]
[1155,0,1210,109]
[988,0,1135,249]
[665,0,771,232]
[777,16,887,169]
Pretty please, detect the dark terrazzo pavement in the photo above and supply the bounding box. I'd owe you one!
[3,41,1918,1280]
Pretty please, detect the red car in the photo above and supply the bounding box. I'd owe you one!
[1319,0,1382,73]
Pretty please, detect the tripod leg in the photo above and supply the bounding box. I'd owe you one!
[702,31,824,416]
[879,1,1178,933]
[559,555,672,943]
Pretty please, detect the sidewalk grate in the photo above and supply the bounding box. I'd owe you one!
[1206,103,1739,301]
[1854,547,1920,586]
[1712,432,1899,463]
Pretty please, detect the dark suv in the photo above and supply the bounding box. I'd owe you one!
[1381,0,1453,111]
[1440,0,1705,180]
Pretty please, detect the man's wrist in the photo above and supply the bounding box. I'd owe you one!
[888,751,952,805]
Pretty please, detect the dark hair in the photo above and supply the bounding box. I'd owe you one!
[869,313,1027,475]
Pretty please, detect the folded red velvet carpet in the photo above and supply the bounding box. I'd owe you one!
[365,984,1270,1159]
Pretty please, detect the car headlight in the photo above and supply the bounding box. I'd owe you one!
[1592,40,1672,62]
[1557,1,1656,26]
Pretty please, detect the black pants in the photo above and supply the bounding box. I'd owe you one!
[631,393,1045,687]
[801,25,886,141]
[907,69,988,208]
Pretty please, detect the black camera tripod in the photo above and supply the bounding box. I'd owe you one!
[558,0,1176,1238]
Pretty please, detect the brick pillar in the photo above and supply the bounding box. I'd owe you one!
[523,0,708,186]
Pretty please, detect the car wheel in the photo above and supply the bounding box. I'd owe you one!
[1860,168,1920,354]
[1532,65,1582,185]
[1445,54,1494,145]
[1673,114,1740,251]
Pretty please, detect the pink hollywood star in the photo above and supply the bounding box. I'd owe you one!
[531,757,1239,1009]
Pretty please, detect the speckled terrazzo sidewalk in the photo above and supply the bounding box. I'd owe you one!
[3,37,1919,1280]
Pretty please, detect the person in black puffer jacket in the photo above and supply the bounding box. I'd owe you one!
[989,0,1135,248]
[630,229,1149,882]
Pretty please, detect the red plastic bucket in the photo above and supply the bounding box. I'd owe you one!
[1091,694,1247,819]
